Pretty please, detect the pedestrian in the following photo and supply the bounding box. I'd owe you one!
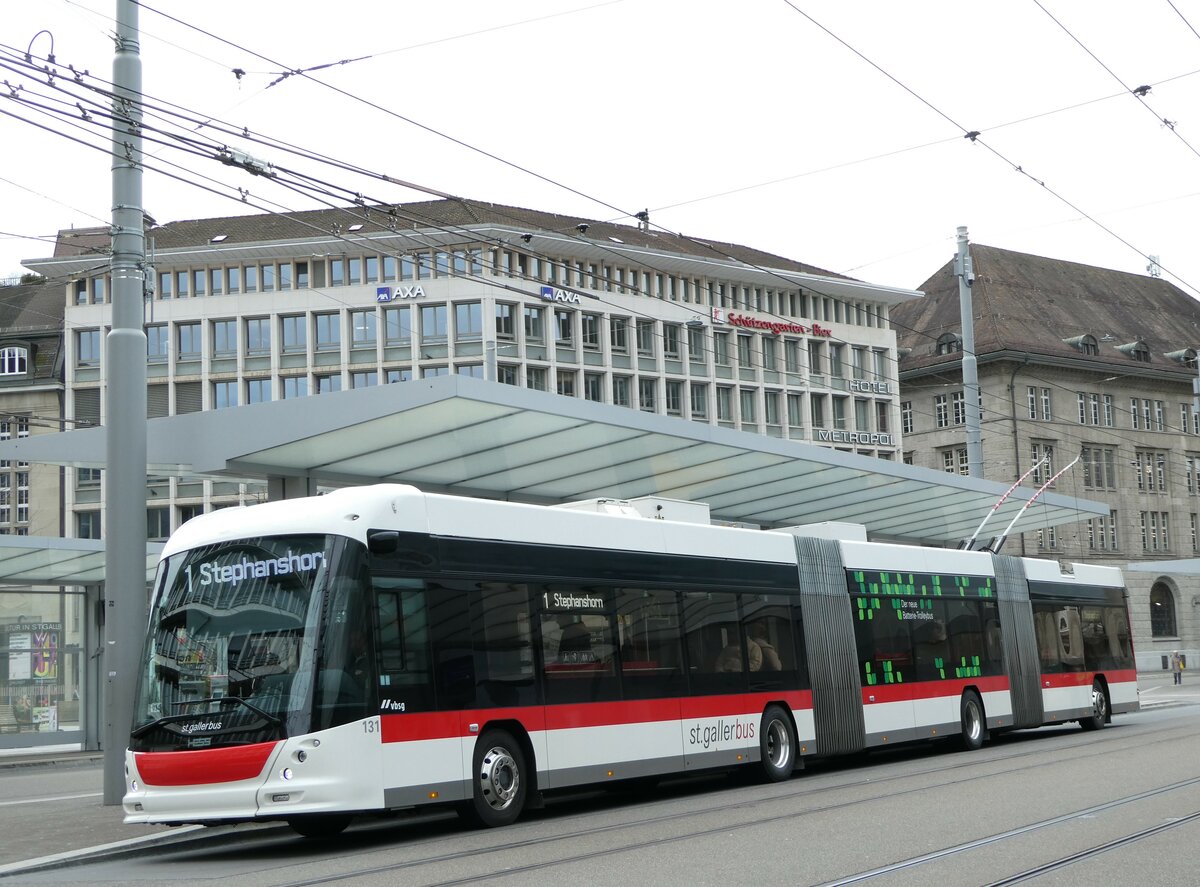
[1171,650,1183,685]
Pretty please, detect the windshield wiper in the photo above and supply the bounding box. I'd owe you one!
[130,695,283,739]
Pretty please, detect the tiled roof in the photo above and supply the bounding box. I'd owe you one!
[0,282,64,383]
[58,198,851,281]
[893,244,1200,378]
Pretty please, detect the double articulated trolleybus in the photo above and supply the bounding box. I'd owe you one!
[124,485,1137,836]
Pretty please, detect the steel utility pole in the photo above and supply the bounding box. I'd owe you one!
[103,0,148,805]
[956,227,983,478]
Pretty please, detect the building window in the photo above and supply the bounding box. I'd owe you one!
[524,306,545,342]
[176,323,201,359]
[526,366,547,391]
[714,332,730,366]
[384,306,412,344]
[455,302,483,342]
[737,334,753,367]
[76,510,101,539]
[636,320,655,356]
[351,309,378,347]
[739,388,756,424]
[666,380,684,416]
[787,393,804,428]
[901,401,913,434]
[147,507,170,540]
[1088,510,1120,551]
[418,305,448,344]
[281,315,306,352]
[1103,395,1113,427]
[556,370,576,397]
[245,317,271,354]
[1150,583,1177,636]
[935,333,962,355]
[0,346,28,376]
[351,370,379,388]
[146,326,168,363]
[951,391,966,426]
[555,309,574,346]
[281,376,307,399]
[583,372,603,402]
[1141,511,1170,552]
[212,319,237,356]
[690,327,708,365]
[663,324,681,359]
[213,380,237,409]
[941,447,969,476]
[612,375,631,407]
[638,378,657,412]
[496,365,519,386]
[245,378,271,404]
[77,329,101,366]
[385,368,412,384]
[496,303,516,339]
[1081,446,1117,490]
[1134,450,1168,492]
[934,394,949,428]
[610,317,628,353]
[315,312,342,351]
[691,383,709,419]
[582,314,601,349]
[1036,527,1058,550]
[1031,442,1055,485]
[717,386,734,421]
[315,374,342,393]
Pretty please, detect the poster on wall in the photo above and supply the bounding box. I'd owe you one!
[3,623,60,682]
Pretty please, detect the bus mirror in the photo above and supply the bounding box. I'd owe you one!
[367,530,400,555]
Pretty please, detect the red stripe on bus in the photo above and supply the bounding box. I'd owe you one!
[380,691,813,744]
[1040,669,1138,689]
[134,741,280,786]
[861,675,1010,705]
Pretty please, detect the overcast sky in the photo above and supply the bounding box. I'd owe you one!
[4,1,1200,299]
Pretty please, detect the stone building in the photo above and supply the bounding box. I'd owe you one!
[893,243,1200,669]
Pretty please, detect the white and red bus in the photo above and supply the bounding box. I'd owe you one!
[123,484,1137,836]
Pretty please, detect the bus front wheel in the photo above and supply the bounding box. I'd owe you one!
[960,691,987,751]
[462,729,527,828]
[759,705,796,782]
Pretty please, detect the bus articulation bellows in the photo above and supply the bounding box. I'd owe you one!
[124,485,1137,836]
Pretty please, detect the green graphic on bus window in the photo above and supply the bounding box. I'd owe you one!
[849,570,994,601]
[955,655,982,678]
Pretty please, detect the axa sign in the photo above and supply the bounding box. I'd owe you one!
[376,285,426,303]
[540,285,581,304]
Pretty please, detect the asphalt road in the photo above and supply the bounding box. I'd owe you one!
[2,699,1198,887]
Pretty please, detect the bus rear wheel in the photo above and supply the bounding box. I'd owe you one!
[1080,680,1108,731]
[960,691,987,751]
[461,729,527,828]
[759,705,796,782]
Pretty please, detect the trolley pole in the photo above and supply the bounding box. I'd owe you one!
[103,0,148,805]
[956,227,983,478]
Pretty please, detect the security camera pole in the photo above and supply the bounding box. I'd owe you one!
[956,226,983,478]
[103,0,148,804]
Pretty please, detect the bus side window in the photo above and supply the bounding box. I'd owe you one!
[741,596,798,691]
[682,592,744,695]
[473,583,537,708]
[616,588,684,699]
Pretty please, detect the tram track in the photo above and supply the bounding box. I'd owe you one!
[258,721,1200,887]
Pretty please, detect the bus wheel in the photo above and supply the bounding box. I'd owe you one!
[1081,680,1108,731]
[463,729,527,828]
[759,705,796,782]
[960,691,987,751]
[288,814,352,839]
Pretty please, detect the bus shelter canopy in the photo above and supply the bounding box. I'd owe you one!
[4,376,1107,554]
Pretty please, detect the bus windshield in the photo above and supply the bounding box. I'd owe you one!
[129,534,356,751]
